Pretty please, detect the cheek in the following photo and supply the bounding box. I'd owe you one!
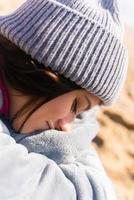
[49,104,69,117]
[45,100,71,118]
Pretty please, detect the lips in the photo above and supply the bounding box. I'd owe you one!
[46,121,56,130]
[47,121,62,131]
[46,121,51,129]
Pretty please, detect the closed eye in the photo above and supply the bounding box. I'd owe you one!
[71,96,91,114]
[71,98,78,114]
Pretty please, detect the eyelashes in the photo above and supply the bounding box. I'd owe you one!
[71,98,78,115]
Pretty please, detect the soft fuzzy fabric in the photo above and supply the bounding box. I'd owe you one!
[0,106,117,200]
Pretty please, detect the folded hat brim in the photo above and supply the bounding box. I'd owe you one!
[0,0,128,105]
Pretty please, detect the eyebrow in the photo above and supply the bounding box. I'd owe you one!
[83,96,92,111]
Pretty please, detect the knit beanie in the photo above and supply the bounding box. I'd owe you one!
[0,0,128,106]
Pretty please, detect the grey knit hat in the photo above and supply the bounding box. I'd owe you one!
[0,0,128,106]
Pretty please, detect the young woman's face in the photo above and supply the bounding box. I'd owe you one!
[11,89,101,134]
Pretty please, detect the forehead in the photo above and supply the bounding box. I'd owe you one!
[80,89,102,105]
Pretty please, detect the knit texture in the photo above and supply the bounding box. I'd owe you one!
[0,0,128,105]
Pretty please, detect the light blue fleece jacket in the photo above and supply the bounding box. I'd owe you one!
[0,106,117,200]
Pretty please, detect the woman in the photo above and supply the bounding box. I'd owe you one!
[0,0,128,199]
[0,33,101,133]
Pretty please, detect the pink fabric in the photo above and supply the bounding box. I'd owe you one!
[0,75,9,118]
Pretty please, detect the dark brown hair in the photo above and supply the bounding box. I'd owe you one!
[0,34,82,132]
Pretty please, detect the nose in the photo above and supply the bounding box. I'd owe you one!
[57,112,76,132]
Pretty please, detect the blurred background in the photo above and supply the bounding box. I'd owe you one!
[0,1,134,199]
[94,1,134,199]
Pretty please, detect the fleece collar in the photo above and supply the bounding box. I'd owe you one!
[1,106,100,164]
